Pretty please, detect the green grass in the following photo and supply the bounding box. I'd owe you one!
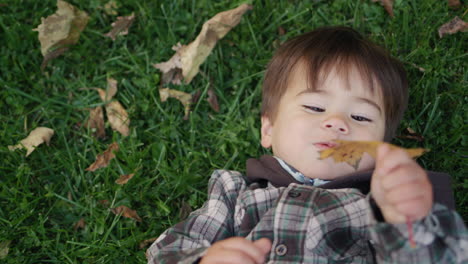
[1,0,466,262]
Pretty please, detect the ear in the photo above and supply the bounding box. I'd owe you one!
[260,116,273,148]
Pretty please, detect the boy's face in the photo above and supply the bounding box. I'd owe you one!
[261,62,386,180]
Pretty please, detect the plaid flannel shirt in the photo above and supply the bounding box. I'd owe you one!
[147,166,467,263]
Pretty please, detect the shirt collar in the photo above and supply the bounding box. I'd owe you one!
[273,156,330,186]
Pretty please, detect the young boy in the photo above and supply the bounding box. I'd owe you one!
[147,26,467,263]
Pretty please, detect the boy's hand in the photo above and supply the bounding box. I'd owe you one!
[200,237,271,264]
[371,144,433,223]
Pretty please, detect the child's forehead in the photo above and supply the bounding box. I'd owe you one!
[288,58,382,98]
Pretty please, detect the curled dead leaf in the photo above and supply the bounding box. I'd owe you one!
[110,205,142,222]
[115,173,135,185]
[104,13,135,41]
[8,127,54,157]
[85,106,106,139]
[207,88,219,112]
[85,142,119,172]
[139,238,157,249]
[438,16,468,38]
[106,101,130,136]
[319,140,428,170]
[33,0,89,66]
[73,217,86,231]
[153,4,253,84]
[159,88,193,120]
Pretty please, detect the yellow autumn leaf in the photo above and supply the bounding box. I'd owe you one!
[153,3,253,84]
[33,0,88,67]
[318,140,428,170]
[8,127,54,157]
[159,88,193,120]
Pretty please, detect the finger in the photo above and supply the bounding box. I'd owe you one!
[384,182,428,204]
[375,144,412,175]
[395,197,433,220]
[380,163,427,191]
[201,248,257,264]
[253,238,272,255]
[217,237,267,264]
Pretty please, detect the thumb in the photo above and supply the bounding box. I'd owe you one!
[375,143,392,175]
[253,238,272,255]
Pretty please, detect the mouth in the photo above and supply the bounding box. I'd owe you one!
[313,141,338,150]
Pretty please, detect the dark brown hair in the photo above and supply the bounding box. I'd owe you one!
[261,26,408,141]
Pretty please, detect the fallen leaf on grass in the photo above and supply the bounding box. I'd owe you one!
[8,127,54,157]
[110,205,142,222]
[0,240,11,260]
[438,16,468,38]
[153,4,253,84]
[371,0,394,17]
[85,142,119,171]
[318,140,428,170]
[103,0,119,15]
[106,101,130,136]
[104,13,135,41]
[73,218,86,231]
[448,0,461,8]
[139,237,157,249]
[95,78,118,101]
[207,88,219,112]
[85,106,106,139]
[115,173,135,185]
[397,127,424,142]
[159,88,193,120]
[99,199,110,207]
[33,0,89,69]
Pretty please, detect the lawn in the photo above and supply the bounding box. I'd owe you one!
[0,0,466,262]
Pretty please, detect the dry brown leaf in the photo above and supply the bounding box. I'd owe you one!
[448,0,461,8]
[397,127,424,142]
[153,4,253,84]
[99,199,110,207]
[438,16,468,38]
[115,173,135,185]
[110,205,142,222]
[33,0,89,66]
[104,13,135,41]
[85,142,119,171]
[319,140,428,170]
[95,78,118,102]
[85,106,106,139]
[103,0,119,15]
[159,88,193,120]
[207,88,219,112]
[8,127,54,157]
[106,101,130,136]
[139,238,157,249]
[0,240,11,260]
[73,217,86,231]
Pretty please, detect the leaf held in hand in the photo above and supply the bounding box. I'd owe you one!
[438,16,468,38]
[104,13,135,41]
[159,88,193,120]
[8,127,54,157]
[153,4,253,84]
[33,0,89,66]
[85,142,119,171]
[318,140,428,170]
[110,205,142,222]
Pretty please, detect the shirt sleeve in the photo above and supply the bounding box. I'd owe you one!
[367,202,468,263]
[146,170,247,264]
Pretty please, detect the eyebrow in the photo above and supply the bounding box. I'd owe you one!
[296,90,382,114]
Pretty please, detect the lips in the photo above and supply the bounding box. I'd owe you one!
[313,141,338,150]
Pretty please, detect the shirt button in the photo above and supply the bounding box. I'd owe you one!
[275,244,288,256]
[288,191,301,198]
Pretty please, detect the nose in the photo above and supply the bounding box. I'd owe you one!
[322,115,349,134]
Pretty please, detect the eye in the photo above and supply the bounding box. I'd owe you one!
[303,105,325,113]
[351,115,372,122]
